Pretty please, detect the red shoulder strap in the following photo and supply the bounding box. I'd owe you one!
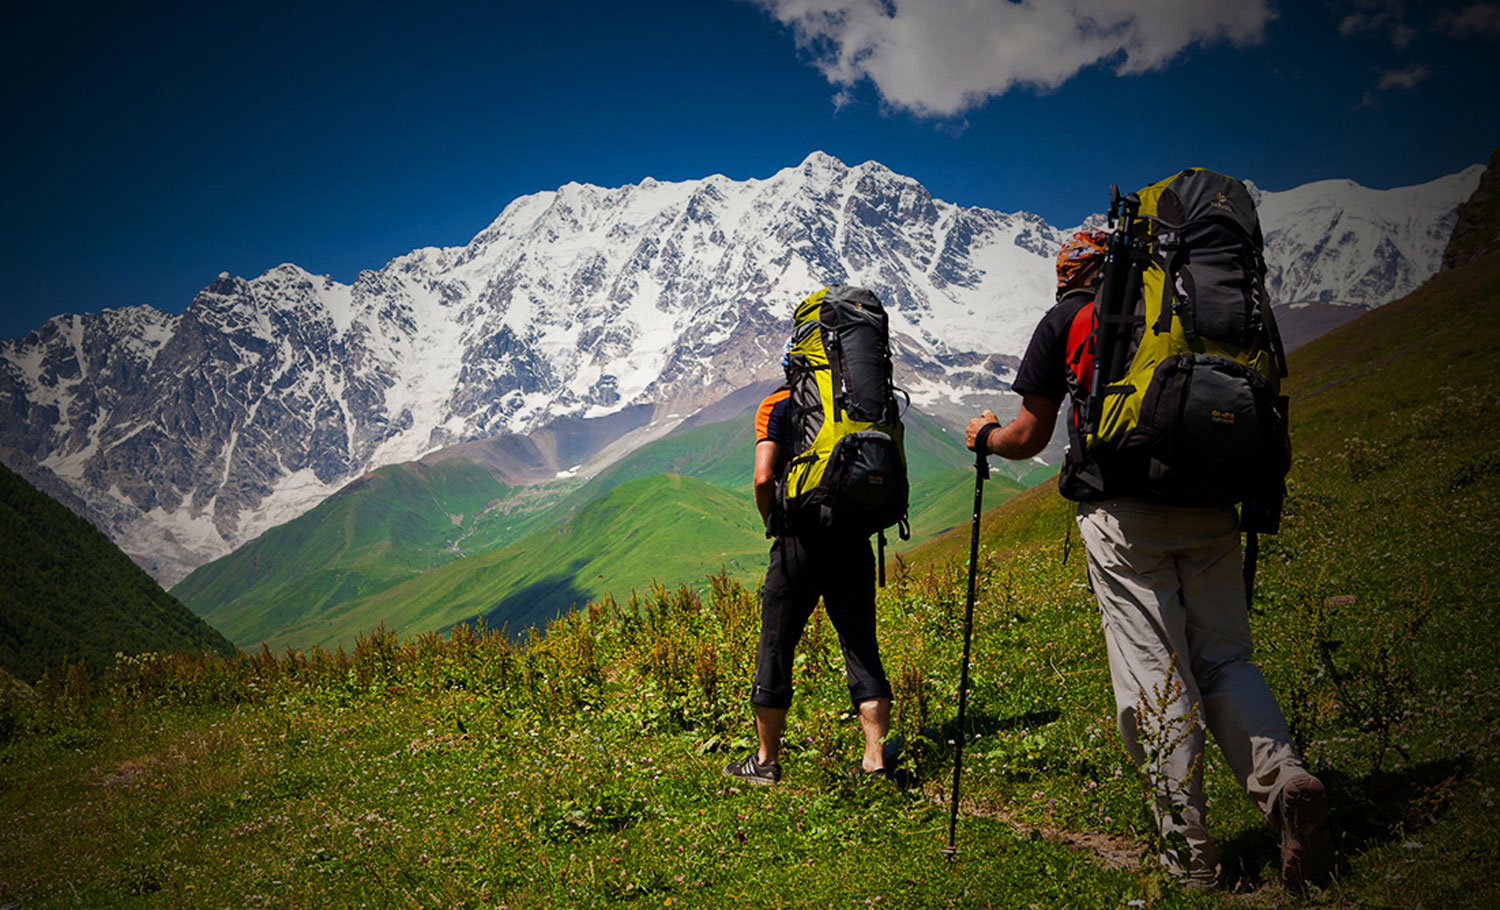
[1062,295,1096,424]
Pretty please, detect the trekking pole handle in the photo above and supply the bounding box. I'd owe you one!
[973,423,999,480]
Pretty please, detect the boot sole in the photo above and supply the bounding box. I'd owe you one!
[1280,779,1332,891]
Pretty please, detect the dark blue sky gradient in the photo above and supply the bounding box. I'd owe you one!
[4,0,1497,340]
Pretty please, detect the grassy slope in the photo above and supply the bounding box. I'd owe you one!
[183,398,1006,651]
[0,464,236,682]
[257,473,769,650]
[899,456,1055,547]
[436,415,761,561]
[175,460,529,647]
[3,253,1499,908]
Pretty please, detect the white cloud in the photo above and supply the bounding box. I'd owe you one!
[748,0,1275,117]
[1357,63,1431,109]
[1339,11,1386,37]
[1338,0,1415,48]
[1439,2,1500,37]
[1375,64,1430,90]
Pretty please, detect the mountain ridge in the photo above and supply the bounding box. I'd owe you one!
[0,154,1480,585]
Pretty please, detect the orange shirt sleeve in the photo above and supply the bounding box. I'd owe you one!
[755,389,790,443]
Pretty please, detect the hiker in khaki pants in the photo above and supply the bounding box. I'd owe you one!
[963,230,1332,892]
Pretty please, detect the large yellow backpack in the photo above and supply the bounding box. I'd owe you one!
[780,286,910,539]
[1061,168,1291,532]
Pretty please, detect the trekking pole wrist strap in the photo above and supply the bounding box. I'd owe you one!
[975,422,1001,457]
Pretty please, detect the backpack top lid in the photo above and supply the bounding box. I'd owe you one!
[794,285,887,327]
[1138,168,1262,243]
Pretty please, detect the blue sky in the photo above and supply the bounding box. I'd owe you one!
[3,0,1497,341]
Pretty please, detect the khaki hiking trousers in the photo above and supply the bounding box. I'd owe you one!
[1077,498,1308,880]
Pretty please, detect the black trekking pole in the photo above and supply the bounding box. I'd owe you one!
[943,426,993,860]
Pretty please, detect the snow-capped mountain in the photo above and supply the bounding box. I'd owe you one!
[0,153,1481,585]
[1255,166,1485,309]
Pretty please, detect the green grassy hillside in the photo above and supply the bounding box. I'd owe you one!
[581,415,757,493]
[245,473,769,650]
[174,459,541,648]
[180,394,1007,651]
[530,402,1016,551]
[3,251,1499,907]
[173,418,758,651]
[0,464,236,683]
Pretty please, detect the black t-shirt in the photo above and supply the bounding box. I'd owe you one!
[1010,290,1095,414]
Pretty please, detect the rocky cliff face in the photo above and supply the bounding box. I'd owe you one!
[0,153,1481,584]
[1442,146,1500,271]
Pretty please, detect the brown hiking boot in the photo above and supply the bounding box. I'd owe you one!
[1277,774,1332,891]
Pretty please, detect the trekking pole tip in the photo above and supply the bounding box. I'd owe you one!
[941,844,958,861]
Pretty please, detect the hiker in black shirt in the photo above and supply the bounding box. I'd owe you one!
[964,229,1331,892]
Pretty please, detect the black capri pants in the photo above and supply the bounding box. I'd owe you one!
[751,530,893,710]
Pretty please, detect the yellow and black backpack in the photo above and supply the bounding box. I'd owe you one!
[1062,168,1291,533]
[780,286,910,542]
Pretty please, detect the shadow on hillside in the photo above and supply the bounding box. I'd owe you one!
[440,565,593,639]
[1215,756,1471,891]
[485,571,594,637]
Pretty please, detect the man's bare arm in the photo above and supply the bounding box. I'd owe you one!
[753,440,780,523]
[963,393,1061,461]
